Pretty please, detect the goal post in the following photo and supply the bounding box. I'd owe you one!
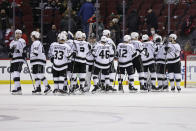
[185,54,196,88]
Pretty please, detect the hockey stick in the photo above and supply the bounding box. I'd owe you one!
[9,58,11,92]
[69,41,77,91]
[25,59,35,90]
[113,60,118,89]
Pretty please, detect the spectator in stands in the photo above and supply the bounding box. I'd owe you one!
[0,9,9,47]
[127,10,139,34]
[78,0,95,37]
[181,16,195,37]
[0,0,10,15]
[46,24,58,53]
[4,25,14,47]
[146,8,158,34]
[149,27,158,40]
[108,18,121,44]
[9,0,24,25]
[60,13,76,33]
[47,25,58,44]
[21,26,29,45]
[91,17,105,39]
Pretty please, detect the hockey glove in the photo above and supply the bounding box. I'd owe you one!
[50,57,54,63]
[33,53,38,56]
[164,46,170,52]
[8,53,13,58]
[72,51,77,58]
[10,47,15,53]
[22,52,27,59]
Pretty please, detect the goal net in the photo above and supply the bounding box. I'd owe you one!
[185,54,196,88]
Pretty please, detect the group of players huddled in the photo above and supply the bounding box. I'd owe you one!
[9,28,182,95]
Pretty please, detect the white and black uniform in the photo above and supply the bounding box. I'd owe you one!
[130,40,145,86]
[92,42,114,86]
[66,39,74,81]
[30,40,49,89]
[107,38,116,87]
[49,42,72,90]
[86,41,96,89]
[155,43,168,88]
[116,43,137,86]
[71,40,90,88]
[141,41,157,87]
[9,38,26,90]
[166,42,181,88]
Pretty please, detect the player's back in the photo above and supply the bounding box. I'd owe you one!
[117,43,137,67]
[50,42,71,71]
[74,40,90,63]
[93,42,113,69]
[166,42,181,64]
[30,40,46,66]
[130,40,143,53]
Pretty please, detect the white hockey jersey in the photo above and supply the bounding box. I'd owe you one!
[116,43,137,67]
[66,39,74,63]
[49,42,72,71]
[9,38,26,63]
[86,42,97,66]
[30,40,46,66]
[155,44,167,64]
[129,40,143,57]
[73,40,90,63]
[141,41,157,66]
[166,42,181,64]
[92,42,114,69]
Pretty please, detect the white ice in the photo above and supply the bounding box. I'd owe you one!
[0,85,196,131]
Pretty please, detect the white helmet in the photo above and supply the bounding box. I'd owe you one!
[169,34,177,40]
[82,33,86,39]
[61,31,68,36]
[153,35,162,42]
[103,30,111,37]
[59,33,67,41]
[142,34,149,41]
[15,29,22,34]
[31,31,40,39]
[131,32,139,39]
[75,31,83,39]
[100,36,108,43]
[123,35,131,42]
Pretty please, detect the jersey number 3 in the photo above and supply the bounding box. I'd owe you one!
[54,50,64,60]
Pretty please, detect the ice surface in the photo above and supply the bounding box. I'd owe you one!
[0,85,196,131]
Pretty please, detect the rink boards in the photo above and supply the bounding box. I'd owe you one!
[0,59,193,86]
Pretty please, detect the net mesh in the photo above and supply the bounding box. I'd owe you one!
[185,55,196,88]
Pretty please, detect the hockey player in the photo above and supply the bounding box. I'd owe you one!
[30,31,51,95]
[49,33,72,94]
[91,36,114,93]
[130,32,147,91]
[86,33,97,90]
[166,34,181,92]
[70,31,90,93]
[141,34,158,91]
[9,29,26,95]
[102,30,117,91]
[154,35,168,91]
[116,35,137,92]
